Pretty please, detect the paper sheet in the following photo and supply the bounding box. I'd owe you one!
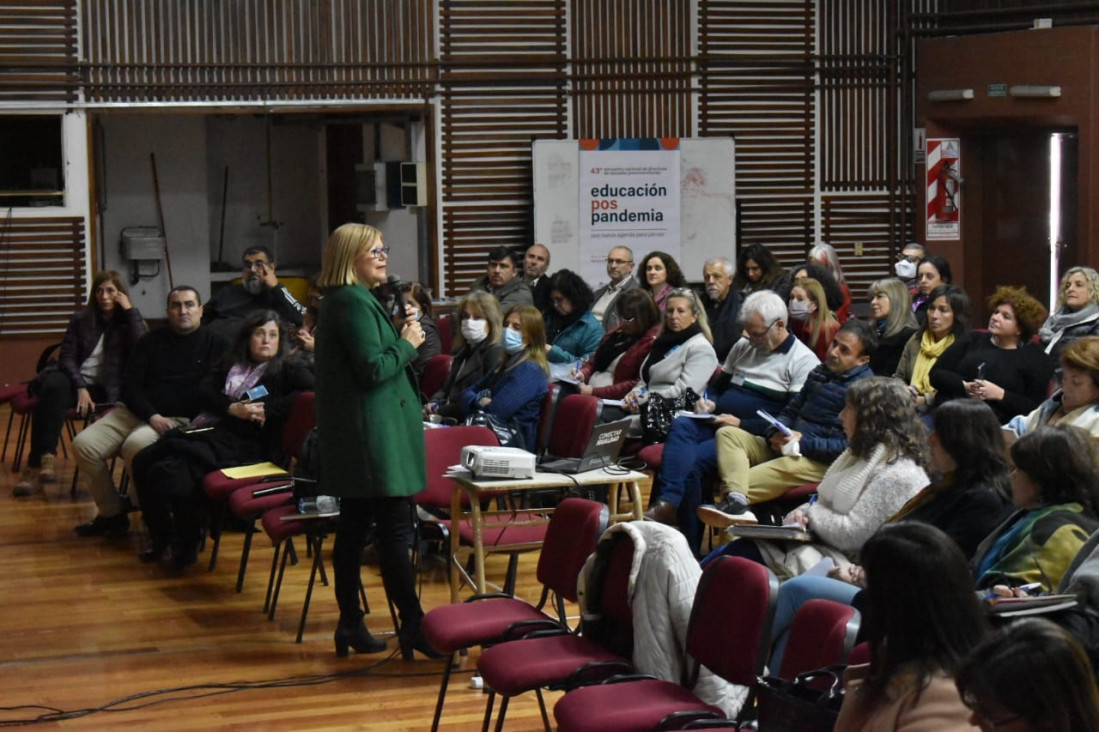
[221,462,289,479]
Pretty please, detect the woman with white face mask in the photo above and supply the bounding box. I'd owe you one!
[458,305,550,450]
[788,277,838,362]
[426,291,505,421]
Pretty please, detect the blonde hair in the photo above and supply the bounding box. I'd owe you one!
[869,277,918,338]
[317,223,381,288]
[502,305,550,375]
[794,277,836,347]
[1058,266,1099,311]
[453,291,503,350]
[665,288,713,343]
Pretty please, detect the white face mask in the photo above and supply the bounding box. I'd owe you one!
[788,300,812,320]
[461,318,488,344]
[894,259,917,280]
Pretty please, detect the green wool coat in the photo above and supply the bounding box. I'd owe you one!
[314,282,427,498]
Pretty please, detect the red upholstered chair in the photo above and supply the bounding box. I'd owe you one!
[545,394,602,459]
[420,497,609,731]
[476,530,637,731]
[847,641,870,667]
[417,425,548,598]
[552,556,780,732]
[202,391,316,577]
[534,383,562,457]
[777,599,860,679]
[436,314,454,355]
[419,353,453,403]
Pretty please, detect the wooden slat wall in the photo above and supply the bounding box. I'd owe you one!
[438,0,567,295]
[0,0,78,103]
[79,0,435,102]
[571,1,692,138]
[817,0,906,293]
[698,0,816,273]
[0,217,87,336]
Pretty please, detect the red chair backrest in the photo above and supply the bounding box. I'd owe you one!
[536,498,609,603]
[778,599,860,679]
[847,641,871,667]
[416,425,499,510]
[686,556,778,686]
[545,394,601,458]
[437,314,454,354]
[282,392,317,458]
[420,353,454,402]
[535,383,561,455]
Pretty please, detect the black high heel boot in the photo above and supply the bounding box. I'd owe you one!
[334,616,387,657]
[398,626,443,661]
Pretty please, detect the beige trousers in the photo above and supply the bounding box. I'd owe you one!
[72,406,187,517]
[714,425,829,503]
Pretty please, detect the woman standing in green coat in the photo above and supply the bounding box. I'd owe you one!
[315,223,438,660]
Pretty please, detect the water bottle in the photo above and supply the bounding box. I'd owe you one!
[298,495,339,513]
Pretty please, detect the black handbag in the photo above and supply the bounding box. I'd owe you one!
[464,410,521,448]
[756,667,846,732]
[638,387,700,445]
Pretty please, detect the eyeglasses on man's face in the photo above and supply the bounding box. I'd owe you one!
[606,258,632,266]
[242,259,270,272]
[746,319,779,341]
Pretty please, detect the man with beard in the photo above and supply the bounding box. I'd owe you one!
[469,246,533,312]
[644,291,819,539]
[202,246,306,342]
[702,256,743,362]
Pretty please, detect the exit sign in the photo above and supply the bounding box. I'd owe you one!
[988,83,1008,97]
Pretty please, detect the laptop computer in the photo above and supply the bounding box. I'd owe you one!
[538,417,632,474]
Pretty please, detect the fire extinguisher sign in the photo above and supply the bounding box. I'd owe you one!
[927,138,961,241]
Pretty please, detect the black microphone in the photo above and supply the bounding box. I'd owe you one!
[386,274,407,319]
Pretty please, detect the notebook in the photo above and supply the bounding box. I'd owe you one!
[538,417,632,474]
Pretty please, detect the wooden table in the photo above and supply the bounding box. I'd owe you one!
[446,467,647,601]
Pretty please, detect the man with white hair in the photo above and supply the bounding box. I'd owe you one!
[644,291,819,545]
[702,256,742,362]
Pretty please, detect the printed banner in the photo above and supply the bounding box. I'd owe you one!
[578,138,681,285]
[926,138,961,241]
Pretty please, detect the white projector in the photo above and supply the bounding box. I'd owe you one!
[461,445,536,480]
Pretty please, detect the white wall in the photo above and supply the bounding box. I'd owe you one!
[99,114,210,316]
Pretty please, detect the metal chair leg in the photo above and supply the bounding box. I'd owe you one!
[535,687,551,731]
[268,537,295,621]
[481,690,496,732]
[235,521,256,593]
[430,653,456,731]
[493,695,510,732]
[296,533,326,643]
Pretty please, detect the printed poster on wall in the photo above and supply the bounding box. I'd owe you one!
[926,138,961,241]
[578,138,681,285]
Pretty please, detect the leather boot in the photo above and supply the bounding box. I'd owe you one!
[644,499,677,525]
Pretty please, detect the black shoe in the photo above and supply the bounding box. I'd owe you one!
[167,541,199,570]
[334,617,388,657]
[140,540,169,564]
[74,513,130,538]
[399,628,443,661]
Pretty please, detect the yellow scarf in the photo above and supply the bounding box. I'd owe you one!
[910,330,953,395]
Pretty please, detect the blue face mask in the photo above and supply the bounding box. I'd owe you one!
[504,327,524,354]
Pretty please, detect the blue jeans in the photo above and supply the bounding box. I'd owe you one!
[653,416,721,551]
[769,574,860,672]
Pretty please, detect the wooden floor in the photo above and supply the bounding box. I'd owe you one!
[0,404,611,730]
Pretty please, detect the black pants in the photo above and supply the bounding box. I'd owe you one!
[30,369,105,467]
[131,434,214,553]
[333,495,423,635]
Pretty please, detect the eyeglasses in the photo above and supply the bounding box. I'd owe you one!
[746,319,779,341]
[242,260,270,271]
[606,258,633,266]
[619,315,637,324]
[551,296,568,305]
[897,253,920,264]
[368,246,391,260]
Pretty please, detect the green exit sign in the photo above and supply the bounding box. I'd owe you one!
[988,83,1008,97]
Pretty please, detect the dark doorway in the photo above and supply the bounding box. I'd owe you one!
[969,129,1078,322]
